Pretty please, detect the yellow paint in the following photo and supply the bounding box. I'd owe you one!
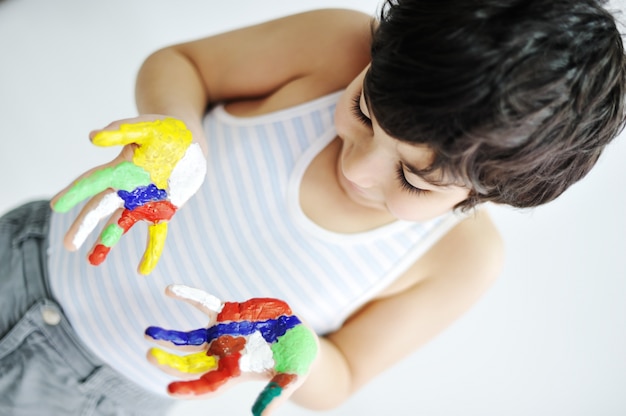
[139,222,168,275]
[149,347,217,374]
[92,118,192,189]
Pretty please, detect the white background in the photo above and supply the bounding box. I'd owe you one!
[1,1,624,415]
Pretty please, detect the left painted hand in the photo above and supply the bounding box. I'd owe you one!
[145,284,319,416]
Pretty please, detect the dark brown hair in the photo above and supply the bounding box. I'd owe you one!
[365,0,626,209]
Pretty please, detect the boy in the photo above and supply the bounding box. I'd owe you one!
[1,0,624,414]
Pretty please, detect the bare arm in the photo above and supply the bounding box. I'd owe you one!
[292,210,505,410]
[51,9,372,275]
[134,9,373,149]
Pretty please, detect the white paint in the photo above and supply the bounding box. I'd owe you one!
[168,143,206,207]
[72,192,123,248]
[239,331,275,373]
[168,284,223,313]
[3,1,624,414]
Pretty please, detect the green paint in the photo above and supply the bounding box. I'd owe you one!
[54,162,151,213]
[100,224,123,247]
[271,325,318,375]
[251,382,282,416]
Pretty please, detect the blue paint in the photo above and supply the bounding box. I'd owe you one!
[118,184,167,210]
[145,327,208,346]
[145,315,302,346]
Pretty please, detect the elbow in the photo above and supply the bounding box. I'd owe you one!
[138,46,182,74]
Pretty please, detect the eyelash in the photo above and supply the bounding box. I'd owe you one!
[351,94,372,127]
[350,93,425,196]
[396,164,428,195]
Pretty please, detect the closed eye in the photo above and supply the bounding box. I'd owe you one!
[396,163,428,196]
[351,93,372,127]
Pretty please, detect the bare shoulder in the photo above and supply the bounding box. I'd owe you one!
[379,208,504,298]
[421,208,505,287]
[169,8,373,112]
[297,8,374,53]
[290,8,374,32]
[283,8,374,49]
[253,8,375,97]
[261,8,375,98]
[323,209,504,394]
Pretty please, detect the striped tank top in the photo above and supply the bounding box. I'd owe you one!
[47,91,462,396]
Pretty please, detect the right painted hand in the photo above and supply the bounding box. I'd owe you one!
[50,116,206,275]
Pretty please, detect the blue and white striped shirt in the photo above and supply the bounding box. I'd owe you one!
[47,91,462,396]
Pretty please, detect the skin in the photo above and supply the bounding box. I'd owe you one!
[52,8,504,412]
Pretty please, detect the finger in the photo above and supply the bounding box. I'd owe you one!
[52,162,151,213]
[252,373,302,416]
[64,191,124,251]
[122,200,176,274]
[92,118,191,152]
[50,143,136,210]
[138,221,168,275]
[88,115,165,140]
[50,160,120,212]
[90,120,158,147]
[86,207,127,266]
[165,284,224,317]
[167,377,225,397]
[144,333,206,353]
[145,325,208,347]
[147,347,217,376]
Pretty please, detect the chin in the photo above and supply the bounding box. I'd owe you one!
[355,196,390,213]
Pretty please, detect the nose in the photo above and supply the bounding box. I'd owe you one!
[341,136,384,188]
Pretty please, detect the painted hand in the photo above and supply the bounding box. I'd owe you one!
[51,117,206,275]
[145,284,319,416]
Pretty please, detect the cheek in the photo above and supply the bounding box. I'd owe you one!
[386,191,468,222]
[386,198,438,222]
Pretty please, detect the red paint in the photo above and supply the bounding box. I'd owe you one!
[208,335,246,356]
[88,200,176,266]
[117,200,177,231]
[271,373,297,388]
[89,245,110,265]
[218,299,292,322]
[168,336,247,396]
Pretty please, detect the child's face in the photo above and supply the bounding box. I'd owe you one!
[334,66,470,222]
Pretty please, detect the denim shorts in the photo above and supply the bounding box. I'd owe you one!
[0,201,174,416]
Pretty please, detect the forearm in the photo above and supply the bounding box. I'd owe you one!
[135,47,208,148]
[290,337,354,411]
